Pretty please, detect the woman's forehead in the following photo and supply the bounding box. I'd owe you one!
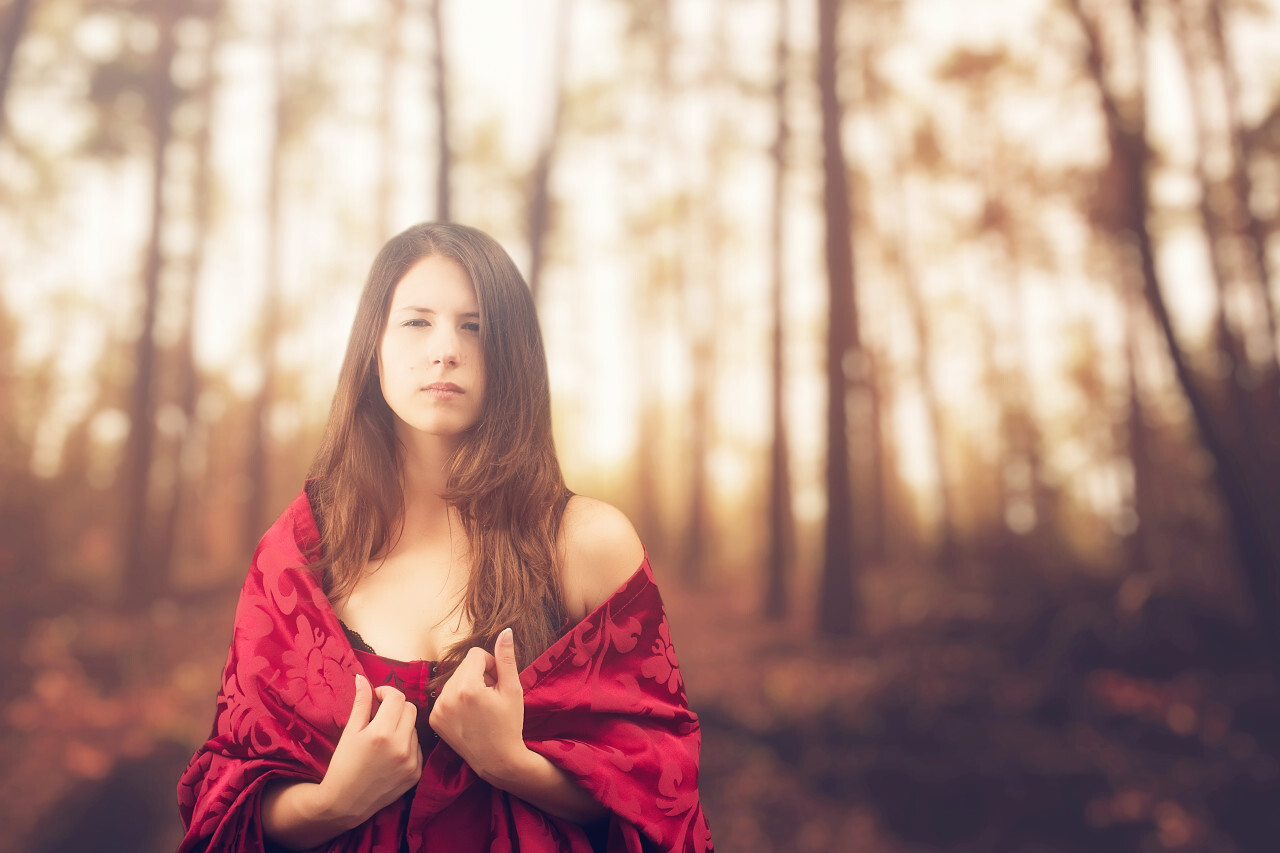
[390,255,478,310]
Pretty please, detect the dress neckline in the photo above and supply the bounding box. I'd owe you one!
[340,619,438,666]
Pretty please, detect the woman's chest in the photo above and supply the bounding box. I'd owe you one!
[336,544,473,662]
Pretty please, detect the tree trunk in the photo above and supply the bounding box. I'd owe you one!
[976,283,1012,537]
[244,3,287,556]
[0,0,34,141]
[1171,0,1252,436]
[996,232,1052,538]
[629,0,674,558]
[1175,0,1280,582]
[1069,0,1280,658]
[527,0,571,302]
[154,0,223,585]
[376,0,406,240]
[1204,0,1280,499]
[683,331,711,584]
[632,247,665,554]
[894,189,956,565]
[120,0,179,608]
[1123,287,1154,577]
[428,0,450,221]
[816,0,860,636]
[1207,0,1278,360]
[763,0,793,620]
[874,102,957,565]
[681,0,730,586]
[862,347,886,565]
[973,115,1051,542]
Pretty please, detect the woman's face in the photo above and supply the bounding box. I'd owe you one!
[377,254,486,446]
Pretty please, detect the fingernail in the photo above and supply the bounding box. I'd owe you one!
[501,627,513,644]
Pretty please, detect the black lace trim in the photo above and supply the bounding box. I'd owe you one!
[339,619,377,654]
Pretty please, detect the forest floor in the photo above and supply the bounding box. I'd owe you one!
[1,558,1278,853]
[671,561,1280,853]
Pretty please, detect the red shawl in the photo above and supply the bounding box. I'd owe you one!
[177,491,713,852]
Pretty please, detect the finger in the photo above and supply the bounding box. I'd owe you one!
[344,673,373,733]
[482,660,497,689]
[407,738,424,778]
[398,693,417,724]
[374,683,405,703]
[397,698,418,737]
[494,628,520,696]
[452,646,490,684]
[370,685,406,729]
[474,647,497,687]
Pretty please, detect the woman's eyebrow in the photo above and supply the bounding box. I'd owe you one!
[392,306,480,318]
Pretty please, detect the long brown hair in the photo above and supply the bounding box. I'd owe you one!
[307,222,571,679]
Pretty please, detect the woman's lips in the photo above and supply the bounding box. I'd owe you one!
[423,382,463,399]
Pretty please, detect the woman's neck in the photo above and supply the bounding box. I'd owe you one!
[396,426,459,537]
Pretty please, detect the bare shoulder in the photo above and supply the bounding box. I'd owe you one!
[559,495,646,620]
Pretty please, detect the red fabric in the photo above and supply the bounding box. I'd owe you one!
[177,491,713,852]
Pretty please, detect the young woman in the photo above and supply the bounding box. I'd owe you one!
[177,223,712,852]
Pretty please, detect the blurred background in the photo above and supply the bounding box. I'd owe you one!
[2,0,1280,850]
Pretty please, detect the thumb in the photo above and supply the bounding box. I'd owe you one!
[494,628,520,691]
[344,673,373,733]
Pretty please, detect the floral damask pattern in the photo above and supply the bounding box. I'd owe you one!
[178,490,712,853]
[640,617,683,695]
[277,613,352,730]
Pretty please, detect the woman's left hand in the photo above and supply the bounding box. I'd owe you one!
[430,627,530,781]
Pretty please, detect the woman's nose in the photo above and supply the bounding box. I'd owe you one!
[432,330,460,366]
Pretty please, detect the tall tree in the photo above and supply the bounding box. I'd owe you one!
[618,0,675,555]
[1197,0,1280,467]
[1205,0,1278,358]
[376,0,406,240]
[0,303,45,586]
[154,0,224,584]
[0,0,34,141]
[427,0,450,220]
[763,0,793,619]
[1169,0,1254,436]
[1122,287,1154,577]
[680,0,734,586]
[816,0,861,636]
[886,117,958,565]
[526,0,572,302]
[1067,0,1280,657]
[937,48,1055,544]
[844,6,889,568]
[243,1,289,555]
[120,0,181,607]
[857,4,959,567]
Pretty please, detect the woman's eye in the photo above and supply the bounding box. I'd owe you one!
[462,322,481,332]
[403,319,430,328]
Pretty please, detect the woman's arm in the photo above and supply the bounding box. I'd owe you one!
[430,500,646,825]
[262,675,423,850]
[430,631,606,825]
[482,743,607,825]
[261,781,352,851]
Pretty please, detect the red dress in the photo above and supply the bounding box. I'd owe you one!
[176,490,713,852]
[345,644,442,752]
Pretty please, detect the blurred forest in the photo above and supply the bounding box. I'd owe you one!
[2,0,1280,850]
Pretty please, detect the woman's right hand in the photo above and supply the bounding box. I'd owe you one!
[262,674,423,850]
[321,673,423,820]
